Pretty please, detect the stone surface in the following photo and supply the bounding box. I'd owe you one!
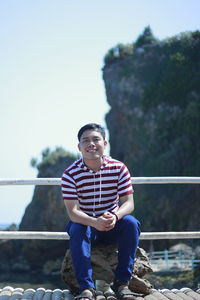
[0,151,75,273]
[18,153,74,266]
[1,286,200,300]
[61,246,153,294]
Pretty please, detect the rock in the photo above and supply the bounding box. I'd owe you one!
[103,30,200,243]
[18,150,75,267]
[61,246,153,294]
[129,275,152,295]
[133,247,153,278]
[169,243,193,254]
[0,149,76,274]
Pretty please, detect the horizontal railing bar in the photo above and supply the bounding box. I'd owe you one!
[0,231,69,240]
[0,231,200,240]
[0,178,61,186]
[140,232,200,240]
[132,177,200,184]
[0,177,200,186]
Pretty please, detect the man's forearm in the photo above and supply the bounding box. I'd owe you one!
[67,207,97,227]
[115,196,134,220]
[66,206,116,231]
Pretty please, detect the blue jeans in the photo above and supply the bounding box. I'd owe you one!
[66,215,140,290]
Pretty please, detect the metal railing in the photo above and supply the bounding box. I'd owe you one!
[0,177,200,186]
[1,177,200,240]
[149,249,200,271]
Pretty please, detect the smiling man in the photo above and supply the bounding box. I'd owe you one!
[61,123,140,300]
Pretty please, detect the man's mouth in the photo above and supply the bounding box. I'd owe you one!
[87,149,97,153]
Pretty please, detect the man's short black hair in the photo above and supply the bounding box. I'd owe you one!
[78,123,106,141]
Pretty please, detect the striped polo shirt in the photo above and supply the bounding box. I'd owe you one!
[61,155,133,217]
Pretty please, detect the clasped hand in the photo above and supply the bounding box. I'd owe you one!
[94,212,116,231]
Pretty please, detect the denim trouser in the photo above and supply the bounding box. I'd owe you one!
[66,215,140,290]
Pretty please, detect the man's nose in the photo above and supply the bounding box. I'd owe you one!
[88,140,95,146]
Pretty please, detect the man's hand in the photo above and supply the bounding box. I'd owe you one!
[93,212,116,231]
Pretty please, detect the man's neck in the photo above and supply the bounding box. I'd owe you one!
[83,157,103,172]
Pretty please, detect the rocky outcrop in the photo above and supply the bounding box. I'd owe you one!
[0,149,76,275]
[20,149,75,232]
[102,29,200,244]
[61,246,153,294]
[18,149,76,267]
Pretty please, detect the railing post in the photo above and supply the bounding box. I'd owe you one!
[191,255,195,270]
[164,249,169,270]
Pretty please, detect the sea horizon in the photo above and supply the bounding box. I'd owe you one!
[0,223,18,230]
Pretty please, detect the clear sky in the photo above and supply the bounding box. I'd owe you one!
[0,0,199,225]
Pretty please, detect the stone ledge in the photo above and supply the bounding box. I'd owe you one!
[0,286,200,300]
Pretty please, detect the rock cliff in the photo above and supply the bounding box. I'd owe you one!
[18,148,77,267]
[102,28,200,245]
[0,148,77,279]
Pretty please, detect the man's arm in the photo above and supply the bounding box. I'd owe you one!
[114,193,134,221]
[64,199,115,231]
[64,199,95,226]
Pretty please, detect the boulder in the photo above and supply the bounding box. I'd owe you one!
[61,246,153,294]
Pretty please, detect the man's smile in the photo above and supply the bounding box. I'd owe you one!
[87,148,97,153]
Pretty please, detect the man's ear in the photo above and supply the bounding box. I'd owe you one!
[104,140,108,147]
[78,143,81,152]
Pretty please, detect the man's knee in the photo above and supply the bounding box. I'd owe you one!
[121,215,141,234]
[67,222,91,238]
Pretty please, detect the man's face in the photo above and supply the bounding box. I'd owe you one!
[78,129,107,161]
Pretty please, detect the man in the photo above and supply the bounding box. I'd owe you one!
[61,123,140,300]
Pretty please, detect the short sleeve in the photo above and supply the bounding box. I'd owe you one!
[61,171,78,201]
[118,164,133,197]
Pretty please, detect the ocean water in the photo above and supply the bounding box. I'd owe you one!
[0,223,12,230]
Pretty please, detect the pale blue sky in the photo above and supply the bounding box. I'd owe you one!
[0,0,199,224]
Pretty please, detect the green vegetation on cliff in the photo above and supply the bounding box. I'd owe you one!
[30,147,77,174]
[104,26,158,65]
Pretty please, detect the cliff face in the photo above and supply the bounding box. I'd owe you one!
[19,153,74,232]
[0,149,75,274]
[103,30,200,236]
[18,149,77,267]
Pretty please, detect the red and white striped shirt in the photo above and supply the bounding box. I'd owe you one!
[61,155,133,217]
